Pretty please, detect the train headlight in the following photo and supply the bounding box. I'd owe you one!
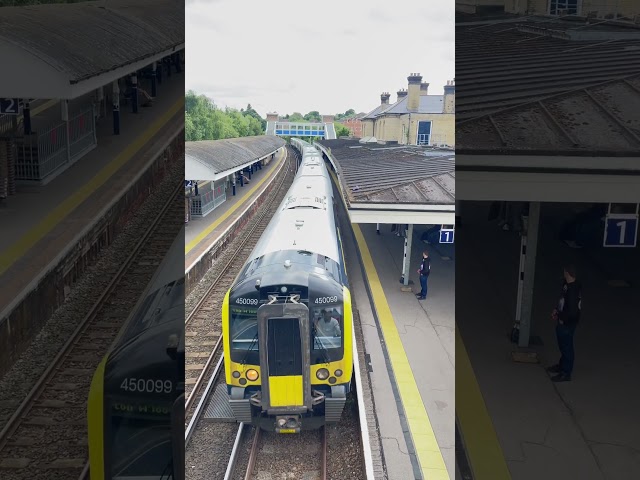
[246,369,259,381]
[232,371,241,378]
[316,368,330,380]
[334,369,343,377]
[277,418,287,428]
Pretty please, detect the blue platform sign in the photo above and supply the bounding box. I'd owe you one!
[603,214,638,247]
[439,228,455,244]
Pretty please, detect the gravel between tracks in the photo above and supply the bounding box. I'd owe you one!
[0,158,183,432]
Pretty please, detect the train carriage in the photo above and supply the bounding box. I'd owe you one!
[223,139,353,433]
[87,228,185,480]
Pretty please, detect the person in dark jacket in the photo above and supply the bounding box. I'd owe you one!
[547,264,582,382]
[415,251,431,300]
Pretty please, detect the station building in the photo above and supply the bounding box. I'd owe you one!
[457,0,638,18]
[361,73,455,148]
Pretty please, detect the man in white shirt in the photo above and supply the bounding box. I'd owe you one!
[315,309,341,337]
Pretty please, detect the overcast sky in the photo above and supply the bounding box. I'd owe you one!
[186,0,454,117]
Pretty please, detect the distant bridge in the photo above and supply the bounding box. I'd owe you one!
[265,113,336,139]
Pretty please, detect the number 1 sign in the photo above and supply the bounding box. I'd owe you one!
[603,214,638,248]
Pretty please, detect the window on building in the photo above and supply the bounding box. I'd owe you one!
[417,121,432,146]
[549,0,579,15]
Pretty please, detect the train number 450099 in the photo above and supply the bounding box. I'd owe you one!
[235,297,259,305]
[314,296,338,304]
[120,378,173,394]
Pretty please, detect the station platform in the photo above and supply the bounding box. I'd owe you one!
[457,202,640,480]
[345,221,455,480]
[184,147,287,270]
[0,69,184,320]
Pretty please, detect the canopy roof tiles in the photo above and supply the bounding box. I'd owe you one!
[185,136,286,179]
[317,139,455,205]
[457,73,640,155]
[456,16,640,121]
[0,0,184,98]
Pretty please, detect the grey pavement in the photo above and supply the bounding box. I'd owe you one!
[184,156,280,247]
[457,202,640,480]
[355,223,455,479]
[0,71,183,253]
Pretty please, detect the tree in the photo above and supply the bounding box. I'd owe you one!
[304,111,321,122]
[289,112,305,122]
[184,90,266,141]
[335,122,351,137]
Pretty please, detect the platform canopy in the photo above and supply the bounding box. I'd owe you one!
[316,139,455,225]
[0,0,184,99]
[456,14,640,203]
[185,136,286,181]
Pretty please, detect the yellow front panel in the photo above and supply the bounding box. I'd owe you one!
[268,375,303,407]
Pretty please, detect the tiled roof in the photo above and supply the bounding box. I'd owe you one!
[316,139,455,205]
[456,16,640,121]
[0,0,183,84]
[363,96,446,119]
[457,73,640,155]
[185,136,286,175]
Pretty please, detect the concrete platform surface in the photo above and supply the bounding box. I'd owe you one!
[0,70,184,319]
[457,202,640,480]
[184,147,286,268]
[353,222,455,480]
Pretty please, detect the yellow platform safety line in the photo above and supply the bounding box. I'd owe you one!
[31,99,59,116]
[455,325,511,480]
[185,147,286,254]
[0,97,184,276]
[352,224,449,480]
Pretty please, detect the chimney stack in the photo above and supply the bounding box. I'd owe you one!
[397,88,408,102]
[380,92,391,105]
[407,73,422,111]
[443,79,455,114]
[420,82,430,96]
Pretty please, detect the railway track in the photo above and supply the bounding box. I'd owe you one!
[0,180,184,480]
[184,147,297,425]
[226,425,327,480]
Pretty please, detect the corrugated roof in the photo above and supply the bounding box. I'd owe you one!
[0,0,183,84]
[317,139,455,205]
[457,73,640,155]
[185,136,286,175]
[456,16,640,121]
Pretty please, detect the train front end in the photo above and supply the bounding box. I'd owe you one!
[87,266,185,479]
[223,251,353,433]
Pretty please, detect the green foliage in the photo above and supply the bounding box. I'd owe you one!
[185,91,264,141]
[334,122,351,137]
[303,111,321,122]
[288,112,305,122]
[334,108,356,122]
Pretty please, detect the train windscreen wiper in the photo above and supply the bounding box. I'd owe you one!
[240,332,259,366]
[312,325,331,364]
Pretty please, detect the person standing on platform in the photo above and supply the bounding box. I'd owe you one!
[547,264,582,382]
[416,250,430,300]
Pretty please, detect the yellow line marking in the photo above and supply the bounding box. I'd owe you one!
[184,148,285,254]
[0,97,184,276]
[31,99,59,116]
[456,324,511,479]
[352,224,449,480]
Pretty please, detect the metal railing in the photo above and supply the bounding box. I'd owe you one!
[190,184,227,217]
[14,107,96,182]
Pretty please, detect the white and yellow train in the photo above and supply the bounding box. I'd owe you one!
[222,138,353,433]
